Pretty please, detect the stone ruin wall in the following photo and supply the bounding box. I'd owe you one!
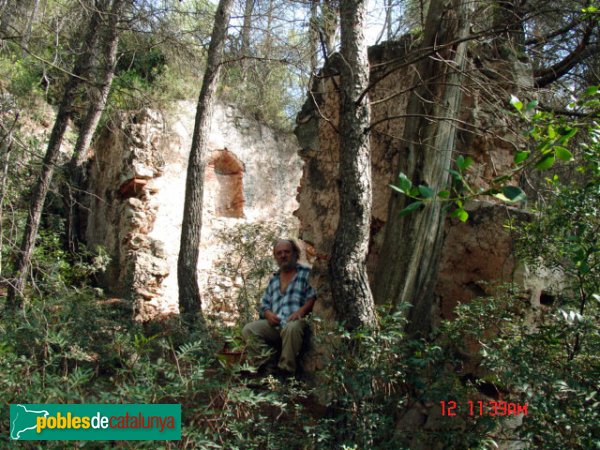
[85,102,302,321]
[84,38,554,326]
[294,38,541,324]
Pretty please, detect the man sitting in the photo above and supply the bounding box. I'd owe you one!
[242,239,317,376]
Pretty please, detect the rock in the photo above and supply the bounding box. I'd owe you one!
[132,162,154,179]
[85,101,301,320]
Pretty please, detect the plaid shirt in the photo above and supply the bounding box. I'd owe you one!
[260,264,317,327]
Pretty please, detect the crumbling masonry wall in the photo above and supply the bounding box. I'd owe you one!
[85,102,302,320]
[294,38,536,323]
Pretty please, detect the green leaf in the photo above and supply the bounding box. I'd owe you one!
[537,138,553,153]
[455,155,474,171]
[398,201,424,217]
[510,95,523,111]
[547,125,557,139]
[449,169,462,181]
[465,156,475,169]
[418,185,434,198]
[437,190,451,199]
[557,128,578,146]
[501,186,527,203]
[451,208,469,222]
[390,184,405,194]
[555,147,573,161]
[585,86,598,95]
[514,151,531,164]
[409,186,421,197]
[536,154,556,170]
[492,175,511,184]
[525,100,538,111]
[397,172,412,193]
[558,127,577,138]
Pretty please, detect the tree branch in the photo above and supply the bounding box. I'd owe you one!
[534,21,599,88]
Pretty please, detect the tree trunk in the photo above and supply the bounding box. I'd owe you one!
[71,0,126,169]
[20,0,39,54]
[321,0,338,57]
[0,114,17,277]
[178,0,235,321]
[65,0,127,254]
[373,0,470,336]
[309,0,319,78]
[6,3,104,308]
[385,0,392,41]
[328,0,376,330]
[240,0,254,78]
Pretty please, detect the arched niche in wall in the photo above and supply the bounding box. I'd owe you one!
[205,149,245,218]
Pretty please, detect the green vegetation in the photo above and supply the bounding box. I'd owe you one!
[0,0,598,448]
[1,154,598,447]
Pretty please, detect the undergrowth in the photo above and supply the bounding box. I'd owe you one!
[1,283,599,448]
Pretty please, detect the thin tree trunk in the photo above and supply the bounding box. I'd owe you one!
[0,0,16,37]
[373,0,470,336]
[386,0,392,41]
[71,0,125,169]
[309,0,319,78]
[21,0,39,54]
[0,115,17,277]
[240,0,254,78]
[178,0,235,322]
[322,0,338,57]
[329,0,376,330]
[6,3,104,308]
[65,0,127,254]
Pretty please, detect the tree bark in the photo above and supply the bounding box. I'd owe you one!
[20,0,39,54]
[373,0,470,336]
[6,2,104,308]
[178,0,234,321]
[309,0,319,78]
[328,0,376,330]
[0,114,17,278]
[65,0,128,254]
[71,0,126,169]
[240,0,254,78]
[321,0,338,57]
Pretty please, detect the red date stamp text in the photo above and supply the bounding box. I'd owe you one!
[440,400,528,417]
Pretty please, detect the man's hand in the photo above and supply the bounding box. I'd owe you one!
[264,310,281,326]
[287,310,303,322]
[287,297,315,322]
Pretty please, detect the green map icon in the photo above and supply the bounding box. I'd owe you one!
[10,404,49,440]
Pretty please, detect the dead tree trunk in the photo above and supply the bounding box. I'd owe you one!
[329,0,376,330]
[373,0,470,336]
[178,0,235,322]
[6,2,104,308]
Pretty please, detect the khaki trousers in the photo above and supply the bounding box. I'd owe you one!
[242,319,307,373]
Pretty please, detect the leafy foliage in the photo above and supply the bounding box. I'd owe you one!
[391,86,599,221]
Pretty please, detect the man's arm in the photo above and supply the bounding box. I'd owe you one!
[287,296,316,321]
[260,276,281,326]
